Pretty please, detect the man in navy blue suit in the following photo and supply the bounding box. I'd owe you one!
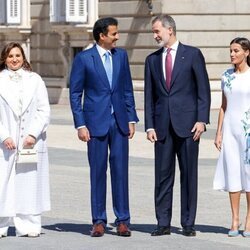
[144,14,211,237]
[70,17,139,237]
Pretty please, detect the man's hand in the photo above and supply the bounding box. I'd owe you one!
[128,123,135,139]
[191,122,206,141]
[78,127,90,142]
[3,137,16,150]
[147,130,157,143]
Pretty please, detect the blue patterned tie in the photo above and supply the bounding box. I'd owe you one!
[104,51,112,87]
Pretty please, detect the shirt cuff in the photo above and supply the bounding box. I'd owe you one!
[146,128,155,132]
[77,126,86,130]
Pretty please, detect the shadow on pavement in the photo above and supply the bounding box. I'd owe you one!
[195,224,228,235]
[43,223,228,236]
[43,222,228,236]
[43,223,114,236]
[129,224,228,235]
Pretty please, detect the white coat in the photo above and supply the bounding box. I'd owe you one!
[0,68,50,216]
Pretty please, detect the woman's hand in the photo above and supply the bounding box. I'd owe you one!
[23,135,36,148]
[214,132,222,151]
[3,137,16,150]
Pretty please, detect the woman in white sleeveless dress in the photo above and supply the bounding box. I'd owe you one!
[214,37,250,237]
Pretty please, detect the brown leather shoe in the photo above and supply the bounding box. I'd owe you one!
[117,223,131,237]
[90,223,105,237]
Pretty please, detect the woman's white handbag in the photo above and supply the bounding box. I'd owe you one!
[17,149,38,164]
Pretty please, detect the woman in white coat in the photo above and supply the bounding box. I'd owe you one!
[0,42,50,238]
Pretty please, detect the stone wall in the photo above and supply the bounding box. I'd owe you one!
[30,0,64,77]
[2,0,250,108]
[98,0,250,109]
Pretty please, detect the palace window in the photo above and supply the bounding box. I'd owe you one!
[50,0,87,23]
[0,0,21,24]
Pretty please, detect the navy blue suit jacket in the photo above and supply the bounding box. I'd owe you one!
[144,43,211,140]
[70,45,138,137]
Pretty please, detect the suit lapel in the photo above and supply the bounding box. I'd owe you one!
[0,70,37,117]
[0,70,20,116]
[92,46,113,89]
[21,71,37,114]
[170,43,186,89]
[111,48,119,92]
[154,48,167,92]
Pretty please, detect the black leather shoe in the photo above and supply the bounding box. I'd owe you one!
[182,227,196,237]
[151,226,171,236]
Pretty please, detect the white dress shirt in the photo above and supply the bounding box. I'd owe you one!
[162,40,179,81]
[147,41,179,133]
[96,43,113,69]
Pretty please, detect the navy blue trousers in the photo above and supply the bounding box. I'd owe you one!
[154,124,199,228]
[87,115,130,226]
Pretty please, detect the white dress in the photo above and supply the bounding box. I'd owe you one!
[213,68,250,192]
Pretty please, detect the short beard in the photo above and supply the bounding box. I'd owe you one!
[156,40,165,48]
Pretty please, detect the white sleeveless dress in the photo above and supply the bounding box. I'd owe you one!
[213,68,250,192]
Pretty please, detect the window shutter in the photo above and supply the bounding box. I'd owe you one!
[7,0,21,24]
[0,0,6,24]
[50,0,66,22]
[58,0,66,22]
[50,0,56,22]
[66,0,87,23]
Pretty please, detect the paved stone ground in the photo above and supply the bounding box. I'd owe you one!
[1,105,250,250]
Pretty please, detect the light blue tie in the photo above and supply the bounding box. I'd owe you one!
[104,51,112,87]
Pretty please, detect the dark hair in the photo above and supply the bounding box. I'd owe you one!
[230,37,250,66]
[0,42,32,72]
[93,17,118,42]
[152,14,176,36]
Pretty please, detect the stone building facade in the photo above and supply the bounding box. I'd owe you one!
[0,0,250,109]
